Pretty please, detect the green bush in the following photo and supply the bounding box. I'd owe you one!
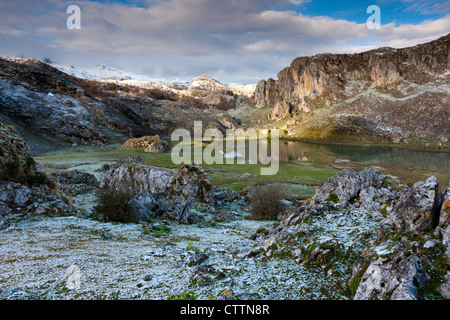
[167,290,198,300]
[0,157,50,187]
[94,187,136,223]
[248,184,286,220]
[326,191,339,203]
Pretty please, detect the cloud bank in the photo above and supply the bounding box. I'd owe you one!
[0,0,448,83]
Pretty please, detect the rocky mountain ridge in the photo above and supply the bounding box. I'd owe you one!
[0,57,247,154]
[250,33,450,149]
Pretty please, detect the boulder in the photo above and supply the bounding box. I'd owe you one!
[0,202,12,216]
[438,182,450,231]
[380,176,440,235]
[100,162,176,194]
[120,135,172,153]
[129,193,157,222]
[214,187,240,204]
[0,181,31,207]
[312,168,386,207]
[168,163,214,205]
[438,272,450,299]
[187,252,209,267]
[161,196,194,223]
[354,255,430,300]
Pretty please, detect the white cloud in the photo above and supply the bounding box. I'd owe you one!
[0,0,448,84]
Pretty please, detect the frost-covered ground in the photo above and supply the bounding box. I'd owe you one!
[0,212,347,300]
[0,196,387,301]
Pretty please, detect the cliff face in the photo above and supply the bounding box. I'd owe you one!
[251,34,450,146]
[0,57,232,153]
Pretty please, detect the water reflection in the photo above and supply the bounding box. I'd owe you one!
[279,141,450,174]
[225,139,450,174]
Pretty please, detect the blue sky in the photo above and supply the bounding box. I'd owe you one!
[0,0,449,83]
[300,0,449,24]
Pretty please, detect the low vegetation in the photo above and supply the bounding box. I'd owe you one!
[94,187,136,223]
[0,156,52,187]
[248,184,286,220]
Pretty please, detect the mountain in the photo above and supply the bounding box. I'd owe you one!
[46,59,190,85]
[250,33,450,150]
[0,56,240,154]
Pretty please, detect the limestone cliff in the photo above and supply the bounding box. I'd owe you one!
[250,33,450,147]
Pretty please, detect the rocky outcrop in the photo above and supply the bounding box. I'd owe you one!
[354,255,430,300]
[189,75,228,92]
[100,161,176,195]
[0,120,75,218]
[254,168,450,300]
[120,135,172,153]
[52,170,98,187]
[438,183,450,231]
[99,161,222,223]
[0,57,229,151]
[312,168,396,210]
[251,34,450,145]
[0,119,41,182]
[168,163,215,206]
[252,78,278,109]
[379,177,441,236]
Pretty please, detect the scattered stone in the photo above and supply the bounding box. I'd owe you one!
[187,252,209,267]
[0,202,12,216]
[235,293,260,300]
[423,240,439,249]
[143,275,153,282]
[52,170,98,186]
[219,288,235,300]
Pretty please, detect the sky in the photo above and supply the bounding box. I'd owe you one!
[0,0,449,84]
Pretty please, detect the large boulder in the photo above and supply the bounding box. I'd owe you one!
[160,195,194,223]
[312,168,386,207]
[129,193,157,222]
[168,163,215,205]
[120,135,172,153]
[0,119,42,183]
[354,255,430,300]
[438,183,450,231]
[380,177,440,235]
[0,181,31,208]
[100,162,176,194]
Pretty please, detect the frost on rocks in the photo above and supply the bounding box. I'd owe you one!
[380,176,440,236]
[354,256,430,300]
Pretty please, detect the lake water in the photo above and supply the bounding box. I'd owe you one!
[277,141,450,175]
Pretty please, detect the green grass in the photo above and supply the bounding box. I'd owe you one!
[35,144,338,195]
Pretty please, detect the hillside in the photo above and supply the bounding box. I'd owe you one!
[0,57,246,154]
[248,34,450,150]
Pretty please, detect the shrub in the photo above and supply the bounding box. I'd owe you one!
[326,191,339,203]
[248,184,286,220]
[94,187,136,223]
[167,290,198,300]
[0,157,51,187]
